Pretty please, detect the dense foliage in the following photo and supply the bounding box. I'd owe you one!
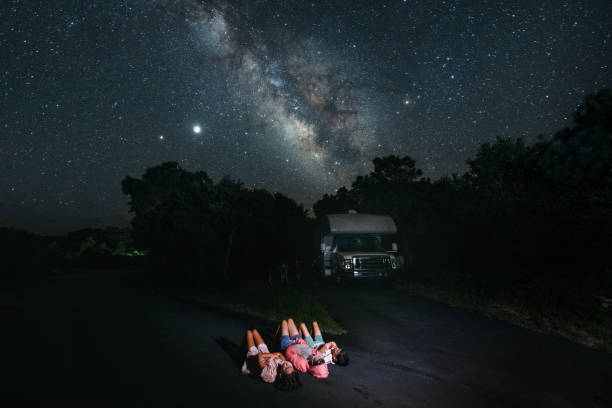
[121,164,315,286]
[314,90,612,313]
[0,226,139,286]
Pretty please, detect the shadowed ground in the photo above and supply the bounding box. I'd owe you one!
[1,269,611,407]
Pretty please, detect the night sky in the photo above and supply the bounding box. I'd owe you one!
[1,0,610,233]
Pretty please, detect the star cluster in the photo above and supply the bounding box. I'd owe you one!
[1,0,610,233]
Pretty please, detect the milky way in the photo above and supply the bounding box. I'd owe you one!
[1,0,610,233]
[187,1,378,183]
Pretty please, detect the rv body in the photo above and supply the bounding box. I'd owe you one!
[320,213,402,281]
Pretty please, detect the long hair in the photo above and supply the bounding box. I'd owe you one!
[274,370,302,391]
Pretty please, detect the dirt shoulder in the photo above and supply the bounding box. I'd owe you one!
[399,282,612,353]
[167,280,346,335]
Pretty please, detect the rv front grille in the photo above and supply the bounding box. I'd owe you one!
[353,256,391,270]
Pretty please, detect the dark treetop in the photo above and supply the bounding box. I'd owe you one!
[1,0,610,233]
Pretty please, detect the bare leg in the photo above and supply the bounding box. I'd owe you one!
[246,330,255,349]
[287,318,299,337]
[252,329,265,347]
[312,321,322,337]
[281,320,289,337]
[299,322,311,338]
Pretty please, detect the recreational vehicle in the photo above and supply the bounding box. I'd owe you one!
[320,213,402,283]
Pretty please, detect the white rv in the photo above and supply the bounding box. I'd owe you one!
[320,213,402,282]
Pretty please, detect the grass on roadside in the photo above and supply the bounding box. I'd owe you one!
[177,283,346,335]
[399,282,612,353]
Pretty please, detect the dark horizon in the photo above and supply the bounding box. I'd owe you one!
[0,202,131,235]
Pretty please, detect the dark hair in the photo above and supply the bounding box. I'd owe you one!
[335,350,349,366]
[310,355,325,366]
[274,370,302,391]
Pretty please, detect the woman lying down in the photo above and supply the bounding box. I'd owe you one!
[299,321,349,366]
[279,318,350,379]
[241,329,302,391]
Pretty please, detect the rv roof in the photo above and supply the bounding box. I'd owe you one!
[325,213,397,234]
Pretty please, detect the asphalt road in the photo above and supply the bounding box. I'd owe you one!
[1,269,611,407]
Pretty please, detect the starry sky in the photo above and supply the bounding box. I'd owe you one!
[1,0,610,234]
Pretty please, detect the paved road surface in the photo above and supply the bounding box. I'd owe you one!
[1,269,611,407]
[319,283,612,407]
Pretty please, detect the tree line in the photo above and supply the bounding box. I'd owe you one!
[4,90,609,314]
[0,226,140,285]
[121,167,316,286]
[121,90,610,309]
[314,89,611,314]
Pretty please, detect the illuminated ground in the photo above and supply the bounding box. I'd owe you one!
[2,269,610,407]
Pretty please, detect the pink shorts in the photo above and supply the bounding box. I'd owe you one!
[241,343,270,375]
[246,343,270,357]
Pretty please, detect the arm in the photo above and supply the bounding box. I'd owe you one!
[317,341,333,352]
[293,337,309,346]
[257,352,286,368]
[258,353,279,368]
[258,352,285,360]
[257,354,268,369]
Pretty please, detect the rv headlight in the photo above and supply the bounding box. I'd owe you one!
[343,259,352,269]
[390,256,399,269]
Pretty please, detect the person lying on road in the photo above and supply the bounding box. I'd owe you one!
[299,321,349,366]
[279,318,329,378]
[241,329,302,391]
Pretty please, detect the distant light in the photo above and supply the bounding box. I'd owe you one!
[159,135,164,140]
[193,125,202,133]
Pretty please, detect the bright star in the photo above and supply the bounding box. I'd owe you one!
[193,125,202,134]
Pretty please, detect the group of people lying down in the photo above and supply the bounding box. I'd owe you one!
[241,318,349,391]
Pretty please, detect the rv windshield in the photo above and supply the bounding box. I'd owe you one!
[336,235,385,252]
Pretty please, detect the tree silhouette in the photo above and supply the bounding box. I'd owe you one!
[466,137,539,194]
[537,89,612,188]
[313,187,358,218]
[120,90,611,307]
[121,162,314,286]
[212,177,256,281]
[312,89,612,309]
